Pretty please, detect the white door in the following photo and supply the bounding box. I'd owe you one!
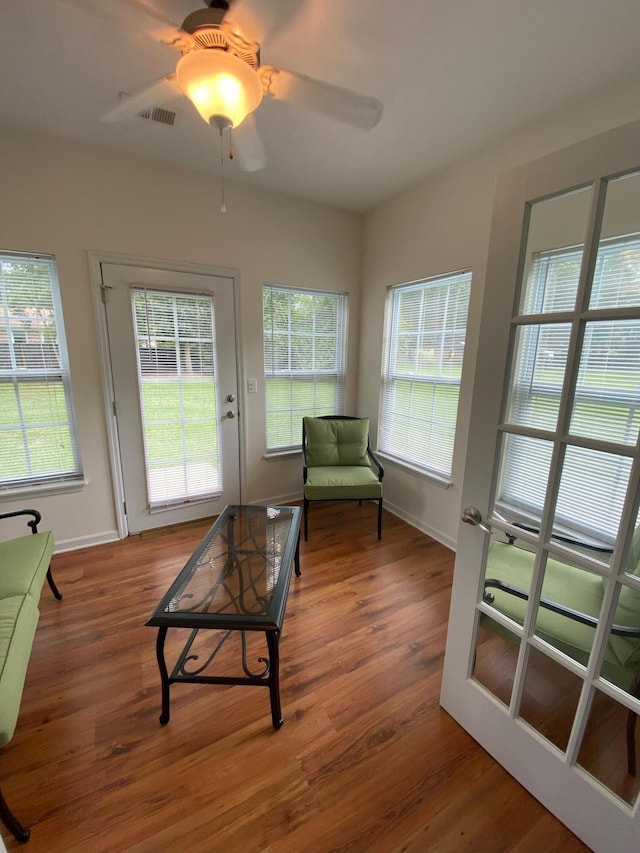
[101,263,240,533]
[441,118,640,851]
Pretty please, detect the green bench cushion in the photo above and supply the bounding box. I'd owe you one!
[304,465,383,500]
[0,532,54,599]
[304,417,371,467]
[0,595,39,747]
[484,540,640,691]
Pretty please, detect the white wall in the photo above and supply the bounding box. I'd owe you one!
[0,128,362,549]
[5,73,640,553]
[360,74,640,549]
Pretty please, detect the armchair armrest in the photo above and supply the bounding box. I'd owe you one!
[484,578,640,639]
[366,444,384,481]
[506,522,614,554]
[0,509,42,535]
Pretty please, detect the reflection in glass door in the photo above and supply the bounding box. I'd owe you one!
[473,170,640,807]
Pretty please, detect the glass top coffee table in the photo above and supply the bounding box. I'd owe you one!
[146,504,302,730]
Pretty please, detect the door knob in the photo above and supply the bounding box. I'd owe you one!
[226,411,235,419]
[226,394,235,402]
[461,506,492,534]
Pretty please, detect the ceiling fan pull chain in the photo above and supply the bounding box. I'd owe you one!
[218,124,227,214]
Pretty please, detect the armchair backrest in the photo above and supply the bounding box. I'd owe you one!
[303,417,371,467]
[613,526,640,635]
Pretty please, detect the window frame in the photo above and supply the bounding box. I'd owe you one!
[0,250,83,495]
[378,269,472,484]
[263,284,347,454]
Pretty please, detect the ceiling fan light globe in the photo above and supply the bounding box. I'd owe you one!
[176,49,263,129]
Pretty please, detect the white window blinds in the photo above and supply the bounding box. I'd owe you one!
[379,270,471,480]
[0,252,82,491]
[263,285,346,452]
[499,235,640,543]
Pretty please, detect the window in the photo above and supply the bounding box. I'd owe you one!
[0,251,82,491]
[499,235,640,543]
[263,285,346,452]
[378,270,472,481]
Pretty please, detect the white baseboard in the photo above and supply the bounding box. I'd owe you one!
[48,501,456,555]
[381,499,457,552]
[255,491,457,553]
[249,492,303,507]
[53,529,120,554]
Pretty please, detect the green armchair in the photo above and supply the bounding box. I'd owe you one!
[302,416,384,541]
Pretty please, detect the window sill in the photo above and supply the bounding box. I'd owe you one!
[264,450,302,462]
[376,452,453,489]
[0,477,87,501]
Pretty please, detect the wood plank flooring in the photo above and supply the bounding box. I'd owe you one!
[2,502,588,852]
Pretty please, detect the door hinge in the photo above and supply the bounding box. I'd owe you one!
[101,283,113,304]
[112,400,117,417]
[123,501,127,516]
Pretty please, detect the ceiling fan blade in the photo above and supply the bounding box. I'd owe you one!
[100,74,180,122]
[259,66,383,131]
[232,114,267,172]
[58,0,194,49]
[226,0,307,45]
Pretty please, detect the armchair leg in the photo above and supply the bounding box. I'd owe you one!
[0,785,30,842]
[304,498,309,542]
[46,567,62,601]
[377,499,382,540]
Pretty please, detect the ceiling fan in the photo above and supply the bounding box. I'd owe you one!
[93,0,384,174]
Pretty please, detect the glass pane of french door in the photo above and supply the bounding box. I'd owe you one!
[132,288,222,508]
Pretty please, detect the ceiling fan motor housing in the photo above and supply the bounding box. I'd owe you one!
[180,8,260,70]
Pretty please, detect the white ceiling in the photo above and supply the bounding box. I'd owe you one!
[3,0,640,212]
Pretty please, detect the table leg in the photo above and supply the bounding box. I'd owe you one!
[266,630,283,729]
[155,626,170,726]
[295,531,301,577]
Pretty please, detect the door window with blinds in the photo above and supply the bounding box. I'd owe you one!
[0,251,82,491]
[131,288,221,508]
[498,210,640,546]
[378,270,471,481]
[263,285,346,452]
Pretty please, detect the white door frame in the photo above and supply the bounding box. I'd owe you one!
[88,250,245,539]
[441,118,640,852]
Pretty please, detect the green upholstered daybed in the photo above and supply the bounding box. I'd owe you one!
[0,509,61,843]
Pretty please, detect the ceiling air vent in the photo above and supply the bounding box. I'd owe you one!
[136,106,179,127]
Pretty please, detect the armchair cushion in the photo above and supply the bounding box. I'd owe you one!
[304,417,370,467]
[304,465,383,500]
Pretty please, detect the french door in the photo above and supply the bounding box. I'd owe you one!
[101,262,240,533]
[441,118,640,851]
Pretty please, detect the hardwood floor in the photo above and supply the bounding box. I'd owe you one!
[2,502,588,853]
